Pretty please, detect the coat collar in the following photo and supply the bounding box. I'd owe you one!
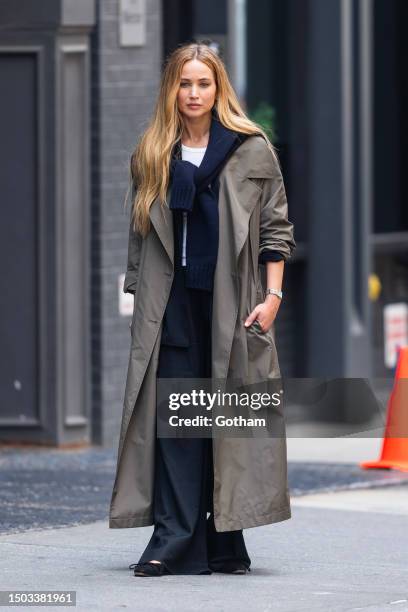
[149,134,276,267]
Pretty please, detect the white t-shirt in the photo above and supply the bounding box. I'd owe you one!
[180,143,207,266]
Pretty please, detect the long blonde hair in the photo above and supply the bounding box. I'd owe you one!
[129,42,277,237]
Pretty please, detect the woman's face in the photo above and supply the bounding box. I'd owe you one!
[177,59,217,120]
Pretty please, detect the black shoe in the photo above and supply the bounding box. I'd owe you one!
[209,561,251,575]
[128,561,171,577]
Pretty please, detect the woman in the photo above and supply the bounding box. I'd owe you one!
[109,43,296,577]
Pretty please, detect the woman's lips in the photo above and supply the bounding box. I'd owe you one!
[187,104,201,108]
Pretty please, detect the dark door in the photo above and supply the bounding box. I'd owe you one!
[0,53,39,425]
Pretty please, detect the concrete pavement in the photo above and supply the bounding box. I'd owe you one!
[287,436,385,464]
[1,434,408,611]
[1,485,408,611]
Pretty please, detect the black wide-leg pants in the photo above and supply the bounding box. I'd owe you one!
[137,265,251,575]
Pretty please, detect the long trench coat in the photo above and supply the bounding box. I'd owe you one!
[109,135,296,532]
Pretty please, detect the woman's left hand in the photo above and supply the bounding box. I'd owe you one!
[244,296,281,333]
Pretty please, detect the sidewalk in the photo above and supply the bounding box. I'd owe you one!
[287,432,385,463]
[1,436,408,610]
[1,485,408,611]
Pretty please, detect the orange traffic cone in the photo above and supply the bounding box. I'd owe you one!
[360,346,408,472]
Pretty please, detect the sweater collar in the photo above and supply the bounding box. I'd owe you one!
[170,107,248,191]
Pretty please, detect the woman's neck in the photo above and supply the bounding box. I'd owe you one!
[181,112,211,147]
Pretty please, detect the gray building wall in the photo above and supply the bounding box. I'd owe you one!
[91,0,162,445]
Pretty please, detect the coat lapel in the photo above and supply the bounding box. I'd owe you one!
[217,135,276,267]
[148,135,275,271]
[149,188,174,266]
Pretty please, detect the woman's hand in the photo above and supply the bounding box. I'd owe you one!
[244,295,281,333]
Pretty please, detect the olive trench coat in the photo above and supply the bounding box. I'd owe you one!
[109,135,296,532]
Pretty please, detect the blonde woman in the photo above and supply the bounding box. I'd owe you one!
[109,43,296,577]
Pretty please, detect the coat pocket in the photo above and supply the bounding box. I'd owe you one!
[245,320,274,382]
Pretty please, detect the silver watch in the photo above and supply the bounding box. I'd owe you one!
[265,288,283,300]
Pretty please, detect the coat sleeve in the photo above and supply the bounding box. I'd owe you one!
[123,181,143,294]
[258,152,296,263]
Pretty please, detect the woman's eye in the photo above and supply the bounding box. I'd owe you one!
[180,82,210,88]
